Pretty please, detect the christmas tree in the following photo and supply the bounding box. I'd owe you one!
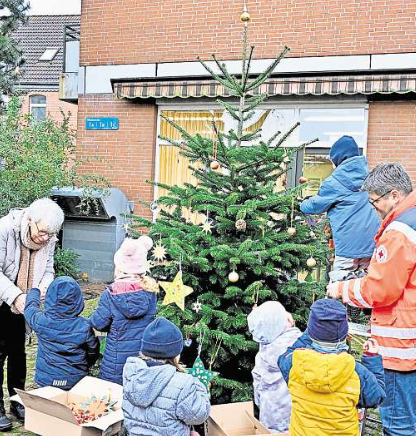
[131,5,328,402]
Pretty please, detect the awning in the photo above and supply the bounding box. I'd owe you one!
[114,74,416,100]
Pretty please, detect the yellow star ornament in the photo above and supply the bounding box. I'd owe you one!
[159,271,194,311]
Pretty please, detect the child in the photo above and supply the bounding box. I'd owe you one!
[247,301,302,433]
[301,136,380,282]
[24,276,99,389]
[90,236,158,385]
[123,317,211,436]
[278,299,385,436]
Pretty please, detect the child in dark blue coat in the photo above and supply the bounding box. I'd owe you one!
[301,136,380,282]
[24,276,99,390]
[90,236,158,385]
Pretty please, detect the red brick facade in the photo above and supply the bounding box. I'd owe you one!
[77,94,157,218]
[367,101,416,181]
[80,0,416,65]
[21,91,78,129]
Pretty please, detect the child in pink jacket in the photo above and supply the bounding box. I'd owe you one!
[248,301,302,433]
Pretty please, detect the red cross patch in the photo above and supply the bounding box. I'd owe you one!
[376,245,388,263]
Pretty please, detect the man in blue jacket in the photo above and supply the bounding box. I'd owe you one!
[301,136,380,282]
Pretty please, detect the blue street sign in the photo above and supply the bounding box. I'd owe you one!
[86,117,119,130]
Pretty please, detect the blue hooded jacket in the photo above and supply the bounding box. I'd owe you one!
[301,155,380,258]
[90,280,157,385]
[24,276,99,390]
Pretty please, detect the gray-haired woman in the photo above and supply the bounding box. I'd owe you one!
[0,198,64,431]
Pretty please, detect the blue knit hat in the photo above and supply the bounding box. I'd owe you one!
[329,135,360,167]
[141,317,184,359]
[307,299,348,342]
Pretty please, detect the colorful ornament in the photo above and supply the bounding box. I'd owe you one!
[228,270,239,283]
[69,394,118,424]
[210,160,220,170]
[235,219,247,231]
[240,11,251,22]
[152,243,167,262]
[287,227,296,236]
[307,257,317,268]
[299,176,309,183]
[160,271,194,311]
[187,357,219,390]
[192,301,202,313]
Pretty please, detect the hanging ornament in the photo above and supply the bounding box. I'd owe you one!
[184,337,193,348]
[159,270,194,311]
[210,160,220,171]
[210,118,220,171]
[228,270,239,283]
[121,223,130,233]
[310,230,316,239]
[149,201,159,212]
[287,227,296,236]
[201,211,213,234]
[295,215,302,221]
[287,196,296,236]
[152,243,167,262]
[283,156,291,163]
[187,357,219,390]
[299,176,309,184]
[307,257,317,268]
[269,212,286,221]
[238,185,244,192]
[235,219,247,231]
[192,301,202,313]
[143,259,153,275]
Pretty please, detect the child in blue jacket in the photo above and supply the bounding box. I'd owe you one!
[90,236,158,385]
[123,317,210,436]
[278,299,385,436]
[301,136,380,282]
[24,276,99,389]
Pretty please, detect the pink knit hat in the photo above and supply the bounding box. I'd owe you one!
[114,236,153,275]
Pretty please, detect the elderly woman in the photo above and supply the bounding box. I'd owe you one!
[0,198,64,431]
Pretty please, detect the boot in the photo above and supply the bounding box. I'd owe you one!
[10,401,25,423]
[0,403,12,432]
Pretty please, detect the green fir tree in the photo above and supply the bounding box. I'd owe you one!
[131,10,328,403]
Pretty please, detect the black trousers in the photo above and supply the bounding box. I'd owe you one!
[0,303,26,406]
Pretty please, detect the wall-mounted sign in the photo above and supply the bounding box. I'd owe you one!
[86,117,119,130]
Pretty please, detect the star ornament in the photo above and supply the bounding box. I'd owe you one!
[200,220,213,234]
[187,357,219,390]
[152,243,167,262]
[159,271,194,311]
[192,301,202,313]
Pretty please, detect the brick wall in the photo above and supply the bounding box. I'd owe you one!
[367,101,416,183]
[21,91,78,129]
[77,94,157,219]
[80,0,416,66]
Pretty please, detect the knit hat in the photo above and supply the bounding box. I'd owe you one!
[141,317,184,359]
[329,135,360,167]
[247,301,288,344]
[114,236,153,275]
[307,299,348,343]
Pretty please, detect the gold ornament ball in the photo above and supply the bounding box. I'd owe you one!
[228,271,239,283]
[210,160,220,170]
[287,227,296,236]
[307,257,317,268]
[240,11,251,22]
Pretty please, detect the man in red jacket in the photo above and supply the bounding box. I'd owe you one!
[327,163,416,436]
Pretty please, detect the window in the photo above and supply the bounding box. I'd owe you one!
[39,48,59,61]
[156,105,368,202]
[30,95,46,122]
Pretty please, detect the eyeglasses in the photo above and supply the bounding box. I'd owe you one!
[369,190,392,208]
[33,221,55,239]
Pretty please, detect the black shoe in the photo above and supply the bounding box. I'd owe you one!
[0,405,12,431]
[10,401,25,423]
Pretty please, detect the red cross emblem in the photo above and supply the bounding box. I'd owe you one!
[376,245,388,263]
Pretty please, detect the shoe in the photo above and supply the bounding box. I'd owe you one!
[10,401,25,423]
[0,405,12,431]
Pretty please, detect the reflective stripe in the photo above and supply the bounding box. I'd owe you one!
[386,221,416,245]
[372,325,416,339]
[353,279,372,309]
[379,346,416,360]
[342,281,357,307]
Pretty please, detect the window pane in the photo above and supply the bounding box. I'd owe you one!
[299,108,366,148]
[303,153,333,196]
[30,95,46,105]
[32,106,46,122]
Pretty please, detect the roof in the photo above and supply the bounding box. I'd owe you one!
[13,15,80,89]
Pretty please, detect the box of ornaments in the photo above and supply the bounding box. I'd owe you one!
[11,376,123,436]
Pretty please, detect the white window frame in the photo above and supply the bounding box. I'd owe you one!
[30,94,47,122]
[154,99,369,216]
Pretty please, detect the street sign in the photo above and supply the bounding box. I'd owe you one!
[86,117,119,130]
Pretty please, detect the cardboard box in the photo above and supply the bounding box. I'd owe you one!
[207,401,273,436]
[12,376,123,436]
